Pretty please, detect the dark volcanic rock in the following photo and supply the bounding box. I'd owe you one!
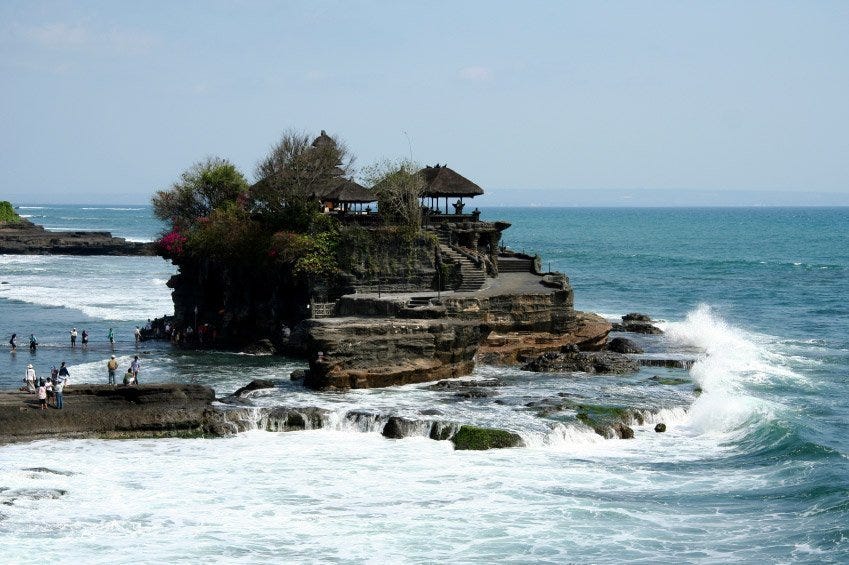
[522,350,640,374]
[241,339,276,355]
[289,369,307,381]
[655,423,667,433]
[427,378,502,391]
[607,337,644,354]
[0,217,154,255]
[232,379,277,397]
[382,416,420,439]
[623,313,652,322]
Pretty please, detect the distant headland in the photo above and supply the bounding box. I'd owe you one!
[0,200,154,256]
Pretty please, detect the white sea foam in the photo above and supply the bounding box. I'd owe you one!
[658,304,804,438]
[80,207,145,211]
[0,255,175,320]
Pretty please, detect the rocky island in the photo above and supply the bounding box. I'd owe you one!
[150,131,612,390]
[0,200,153,255]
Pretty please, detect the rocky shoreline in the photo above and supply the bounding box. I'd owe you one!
[0,217,154,255]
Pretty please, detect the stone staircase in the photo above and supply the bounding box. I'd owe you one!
[438,243,486,292]
[498,256,534,273]
[429,228,487,293]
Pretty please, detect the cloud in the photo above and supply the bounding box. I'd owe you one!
[458,66,493,81]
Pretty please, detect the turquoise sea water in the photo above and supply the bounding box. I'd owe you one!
[1,204,848,562]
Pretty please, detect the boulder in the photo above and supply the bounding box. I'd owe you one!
[654,423,667,433]
[521,349,640,374]
[607,337,644,354]
[232,379,276,397]
[381,416,420,439]
[241,339,276,355]
[622,313,652,322]
[450,425,524,450]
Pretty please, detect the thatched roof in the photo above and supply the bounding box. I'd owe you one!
[312,130,335,149]
[419,164,484,198]
[323,178,376,203]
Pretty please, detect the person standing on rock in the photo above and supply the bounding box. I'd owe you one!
[36,379,47,410]
[134,326,141,345]
[70,327,77,347]
[24,364,36,393]
[108,328,114,347]
[81,329,89,349]
[130,356,140,384]
[107,355,118,385]
[54,372,66,409]
[9,333,16,352]
[58,361,70,384]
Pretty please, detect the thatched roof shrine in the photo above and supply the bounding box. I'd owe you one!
[419,164,484,198]
[323,178,375,203]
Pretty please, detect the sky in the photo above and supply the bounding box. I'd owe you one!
[2,0,848,206]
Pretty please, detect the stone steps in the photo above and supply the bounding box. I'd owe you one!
[439,243,486,292]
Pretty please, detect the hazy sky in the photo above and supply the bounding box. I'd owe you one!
[2,1,848,205]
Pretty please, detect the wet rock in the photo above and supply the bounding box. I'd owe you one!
[418,408,444,416]
[427,378,502,391]
[613,320,663,335]
[241,339,276,355]
[450,425,524,450]
[289,369,307,381]
[611,423,635,439]
[522,349,640,374]
[607,337,644,354]
[429,421,458,441]
[23,467,75,476]
[233,379,276,397]
[263,407,329,432]
[640,359,694,370]
[655,423,667,433]
[648,375,691,385]
[382,416,419,439]
[622,313,652,322]
[454,388,498,399]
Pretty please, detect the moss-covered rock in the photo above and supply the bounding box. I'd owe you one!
[450,425,523,450]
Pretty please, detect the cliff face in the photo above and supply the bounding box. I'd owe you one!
[301,317,480,390]
[167,257,310,347]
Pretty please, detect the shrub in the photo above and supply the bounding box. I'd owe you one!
[0,201,21,223]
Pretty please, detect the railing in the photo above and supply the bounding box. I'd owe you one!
[311,301,337,318]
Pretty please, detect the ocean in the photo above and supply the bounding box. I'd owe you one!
[1,204,848,563]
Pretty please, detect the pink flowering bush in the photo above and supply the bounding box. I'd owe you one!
[157,229,188,258]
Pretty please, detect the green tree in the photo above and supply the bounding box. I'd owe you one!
[251,130,353,231]
[363,159,424,234]
[152,157,249,230]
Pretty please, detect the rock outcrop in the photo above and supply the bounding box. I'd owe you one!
[612,313,664,335]
[0,218,154,255]
[300,317,481,390]
[521,347,640,374]
[0,385,216,444]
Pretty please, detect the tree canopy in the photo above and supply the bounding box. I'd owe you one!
[152,157,249,230]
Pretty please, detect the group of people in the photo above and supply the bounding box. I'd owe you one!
[8,326,146,352]
[23,361,70,410]
[107,354,141,385]
[67,327,97,348]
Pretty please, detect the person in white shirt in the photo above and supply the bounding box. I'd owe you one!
[24,364,36,393]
